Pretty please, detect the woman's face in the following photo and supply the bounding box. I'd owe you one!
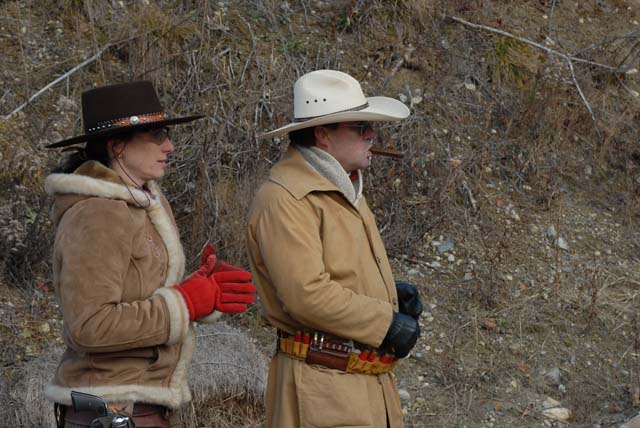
[110,128,174,186]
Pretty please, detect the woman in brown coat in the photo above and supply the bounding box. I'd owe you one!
[44,81,256,427]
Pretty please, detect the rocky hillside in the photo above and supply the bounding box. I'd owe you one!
[1,1,640,426]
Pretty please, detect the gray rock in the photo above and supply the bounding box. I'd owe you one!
[546,225,557,242]
[398,388,411,402]
[542,397,561,409]
[544,367,562,386]
[556,237,569,250]
[542,407,571,422]
[505,205,520,221]
[436,239,454,253]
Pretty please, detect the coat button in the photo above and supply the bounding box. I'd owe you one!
[392,297,398,306]
[377,377,382,385]
[376,256,381,264]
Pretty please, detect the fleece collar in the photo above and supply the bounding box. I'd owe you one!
[44,161,185,287]
[270,146,363,206]
[45,161,159,208]
[298,146,363,205]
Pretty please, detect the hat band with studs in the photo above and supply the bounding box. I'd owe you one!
[293,102,369,122]
[87,112,166,133]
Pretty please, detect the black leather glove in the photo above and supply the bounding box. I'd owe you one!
[396,282,423,320]
[381,312,420,358]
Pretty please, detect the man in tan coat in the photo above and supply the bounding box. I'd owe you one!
[247,70,423,428]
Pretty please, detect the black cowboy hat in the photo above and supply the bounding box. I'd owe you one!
[46,80,204,148]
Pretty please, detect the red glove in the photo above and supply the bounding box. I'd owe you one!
[212,269,256,313]
[174,254,218,320]
[201,243,246,273]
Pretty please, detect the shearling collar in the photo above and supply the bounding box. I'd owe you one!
[297,146,363,205]
[45,161,160,207]
[269,146,363,206]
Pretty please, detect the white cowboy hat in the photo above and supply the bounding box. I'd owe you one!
[258,69,410,139]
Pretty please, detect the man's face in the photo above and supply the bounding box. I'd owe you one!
[319,122,376,173]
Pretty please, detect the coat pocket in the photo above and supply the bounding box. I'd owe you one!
[294,363,373,428]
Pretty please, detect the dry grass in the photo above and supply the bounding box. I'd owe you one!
[0,321,267,427]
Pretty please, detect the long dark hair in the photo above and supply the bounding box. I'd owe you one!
[53,133,134,174]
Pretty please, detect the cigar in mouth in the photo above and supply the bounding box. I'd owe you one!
[370,146,404,159]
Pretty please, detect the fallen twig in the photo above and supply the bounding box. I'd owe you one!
[449,16,630,73]
[566,58,596,122]
[462,180,478,212]
[381,45,416,90]
[449,16,616,121]
[4,44,112,120]
[394,254,450,275]
[547,0,558,40]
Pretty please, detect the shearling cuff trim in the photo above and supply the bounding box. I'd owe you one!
[196,310,223,324]
[154,287,190,345]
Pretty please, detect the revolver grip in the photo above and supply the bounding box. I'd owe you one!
[71,391,109,417]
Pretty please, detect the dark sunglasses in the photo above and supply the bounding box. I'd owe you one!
[341,122,374,136]
[147,127,171,143]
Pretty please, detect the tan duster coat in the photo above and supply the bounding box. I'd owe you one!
[246,146,404,428]
[44,161,198,409]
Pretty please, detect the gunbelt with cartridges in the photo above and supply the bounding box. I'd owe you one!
[277,330,398,375]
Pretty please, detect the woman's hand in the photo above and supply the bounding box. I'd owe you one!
[199,243,257,314]
[173,254,218,320]
[201,243,249,273]
[211,269,256,313]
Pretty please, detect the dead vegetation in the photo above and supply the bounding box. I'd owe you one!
[1,0,640,426]
[0,321,267,427]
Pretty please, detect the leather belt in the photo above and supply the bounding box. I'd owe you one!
[277,330,398,375]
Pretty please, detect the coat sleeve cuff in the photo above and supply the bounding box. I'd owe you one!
[371,303,394,348]
[154,287,190,345]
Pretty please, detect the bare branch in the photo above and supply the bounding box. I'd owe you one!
[566,58,596,122]
[3,44,111,120]
[449,16,622,121]
[449,16,630,73]
[380,45,416,91]
[462,180,478,212]
[547,0,558,40]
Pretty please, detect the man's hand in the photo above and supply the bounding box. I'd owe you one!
[395,282,423,320]
[381,312,420,358]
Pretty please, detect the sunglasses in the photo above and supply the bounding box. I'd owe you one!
[341,122,374,136]
[147,127,171,144]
